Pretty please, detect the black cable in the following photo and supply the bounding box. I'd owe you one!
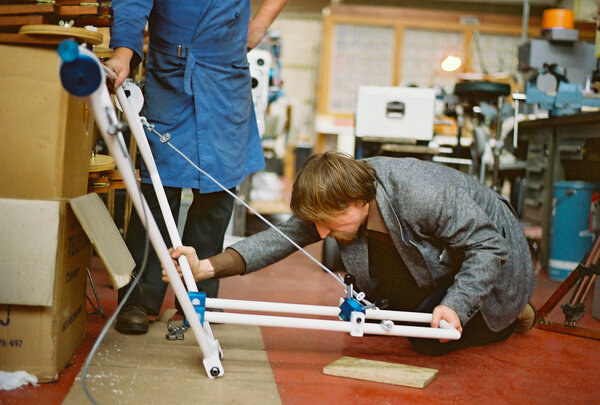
[81,127,151,405]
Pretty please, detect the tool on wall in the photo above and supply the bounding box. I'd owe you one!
[57,40,461,382]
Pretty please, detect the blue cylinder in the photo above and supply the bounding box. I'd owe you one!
[549,181,600,281]
[58,40,102,97]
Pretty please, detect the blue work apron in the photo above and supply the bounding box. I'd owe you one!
[110,0,265,192]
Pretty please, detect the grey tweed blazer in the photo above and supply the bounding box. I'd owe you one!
[231,157,536,331]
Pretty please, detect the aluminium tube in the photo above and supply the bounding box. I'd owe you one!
[114,81,197,293]
[204,311,461,340]
[207,297,433,323]
[83,71,223,377]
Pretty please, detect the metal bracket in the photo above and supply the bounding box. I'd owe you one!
[561,302,586,325]
[339,297,366,322]
[578,263,600,277]
[349,311,366,337]
[166,321,188,340]
[180,291,207,333]
[338,273,367,322]
[140,116,172,143]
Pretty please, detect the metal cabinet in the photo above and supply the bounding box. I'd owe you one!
[522,126,555,228]
[520,112,600,268]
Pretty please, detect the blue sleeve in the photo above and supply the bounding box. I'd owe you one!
[109,0,153,60]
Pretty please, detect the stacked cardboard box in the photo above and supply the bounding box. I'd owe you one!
[0,43,95,382]
[0,199,91,382]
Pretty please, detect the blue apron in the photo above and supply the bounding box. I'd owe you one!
[110,0,265,192]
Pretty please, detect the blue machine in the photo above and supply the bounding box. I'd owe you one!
[526,63,600,116]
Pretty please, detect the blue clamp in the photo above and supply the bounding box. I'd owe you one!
[339,273,366,321]
[338,297,366,322]
[183,291,206,327]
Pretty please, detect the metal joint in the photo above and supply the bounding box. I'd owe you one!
[159,132,171,143]
[578,263,600,277]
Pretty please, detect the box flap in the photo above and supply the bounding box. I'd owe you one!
[70,193,133,289]
[0,198,60,306]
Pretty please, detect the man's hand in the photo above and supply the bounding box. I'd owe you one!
[161,246,216,283]
[247,0,287,51]
[103,47,133,89]
[247,20,266,51]
[431,304,463,343]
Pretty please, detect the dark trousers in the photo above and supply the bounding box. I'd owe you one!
[408,284,517,356]
[118,183,234,315]
[366,230,517,356]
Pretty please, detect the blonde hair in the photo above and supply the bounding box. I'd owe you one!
[290,151,376,222]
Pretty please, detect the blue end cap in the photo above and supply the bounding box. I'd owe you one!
[58,41,102,97]
[183,291,207,327]
[57,39,79,63]
[338,298,365,322]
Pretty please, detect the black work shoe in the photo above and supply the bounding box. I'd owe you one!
[115,305,149,335]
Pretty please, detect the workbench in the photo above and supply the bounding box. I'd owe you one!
[519,111,600,268]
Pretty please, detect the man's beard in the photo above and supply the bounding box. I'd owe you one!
[330,230,358,246]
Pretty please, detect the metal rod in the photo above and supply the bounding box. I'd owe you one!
[86,267,105,318]
[114,81,198,293]
[204,312,461,340]
[206,297,434,323]
[521,0,530,44]
[84,64,223,378]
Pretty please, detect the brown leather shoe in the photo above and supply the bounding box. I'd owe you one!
[115,305,149,335]
[515,302,538,334]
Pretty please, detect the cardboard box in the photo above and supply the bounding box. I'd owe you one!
[0,44,95,200]
[0,198,90,382]
[0,194,134,382]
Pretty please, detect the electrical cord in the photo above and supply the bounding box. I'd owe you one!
[81,124,151,405]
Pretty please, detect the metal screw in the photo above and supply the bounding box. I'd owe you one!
[210,367,220,377]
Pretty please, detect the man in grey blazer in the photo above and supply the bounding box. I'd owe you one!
[165,151,537,355]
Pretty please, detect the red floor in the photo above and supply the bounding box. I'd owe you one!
[2,243,600,404]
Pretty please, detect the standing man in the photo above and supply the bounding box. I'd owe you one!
[166,152,537,355]
[106,0,287,335]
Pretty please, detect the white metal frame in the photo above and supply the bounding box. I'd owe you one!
[58,42,461,380]
[205,298,460,339]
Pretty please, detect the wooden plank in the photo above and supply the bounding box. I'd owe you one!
[0,14,46,26]
[55,5,99,16]
[74,16,112,27]
[323,356,439,388]
[56,0,97,4]
[19,24,104,45]
[0,4,53,15]
[0,32,62,45]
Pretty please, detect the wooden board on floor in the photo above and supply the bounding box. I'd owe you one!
[323,356,439,388]
[62,320,281,404]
